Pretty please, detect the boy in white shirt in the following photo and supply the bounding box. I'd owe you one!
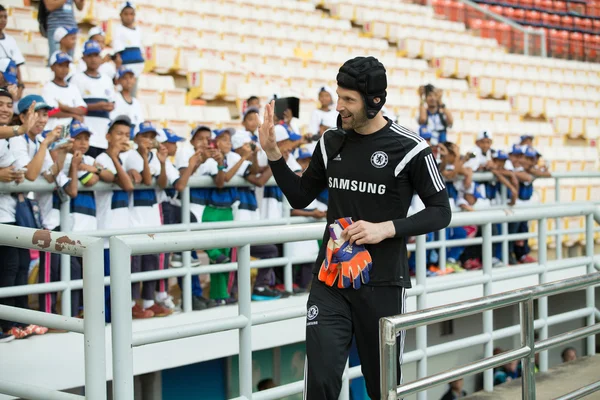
[52,26,78,58]
[70,40,116,157]
[125,121,173,316]
[60,121,100,317]
[43,51,86,132]
[10,95,71,316]
[307,86,338,150]
[113,2,144,82]
[0,5,25,80]
[94,115,136,321]
[87,27,117,80]
[110,67,144,128]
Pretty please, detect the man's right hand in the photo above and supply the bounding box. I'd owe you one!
[43,126,62,145]
[0,166,23,183]
[258,100,282,161]
[21,102,40,135]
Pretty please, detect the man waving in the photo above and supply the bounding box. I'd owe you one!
[259,56,451,399]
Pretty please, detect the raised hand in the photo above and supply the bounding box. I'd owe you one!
[72,151,83,167]
[157,144,168,164]
[43,126,62,145]
[258,100,281,161]
[22,102,40,135]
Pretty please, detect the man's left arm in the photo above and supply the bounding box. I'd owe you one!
[344,145,451,245]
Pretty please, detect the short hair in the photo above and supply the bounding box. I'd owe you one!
[561,347,576,361]
[108,120,132,133]
[0,5,6,12]
[247,96,259,104]
[257,378,275,391]
[243,108,259,122]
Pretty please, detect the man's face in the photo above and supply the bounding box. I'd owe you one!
[564,349,577,362]
[509,153,522,166]
[319,91,332,107]
[336,86,368,131]
[493,158,506,169]
[62,33,77,51]
[119,73,135,91]
[191,130,211,151]
[243,112,259,133]
[135,130,157,148]
[164,142,177,157]
[523,156,536,169]
[521,138,533,147]
[121,8,136,26]
[52,61,70,80]
[425,92,438,108]
[0,11,7,31]
[107,124,131,150]
[0,96,13,125]
[72,132,90,154]
[216,133,232,154]
[83,53,102,71]
[476,138,492,154]
[25,109,49,134]
[450,379,464,392]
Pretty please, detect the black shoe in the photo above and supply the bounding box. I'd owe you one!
[210,254,231,264]
[509,255,518,266]
[192,295,217,310]
[251,286,282,301]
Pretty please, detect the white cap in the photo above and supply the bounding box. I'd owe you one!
[274,125,289,142]
[477,130,493,141]
[53,26,78,44]
[120,1,136,12]
[231,131,252,150]
[88,26,105,39]
[318,85,335,105]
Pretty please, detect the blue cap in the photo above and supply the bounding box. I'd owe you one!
[520,134,534,142]
[524,146,538,158]
[17,94,52,114]
[214,127,236,138]
[116,66,134,79]
[163,128,184,143]
[70,121,92,137]
[287,129,302,142]
[82,40,102,56]
[49,51,73,66]
[510,144,524,155]
[0,59,18,85]
[296,146,312,160]
[493,150,508,160]
[135,121,159,136]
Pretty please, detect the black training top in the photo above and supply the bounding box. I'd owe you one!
[269,118,451,288]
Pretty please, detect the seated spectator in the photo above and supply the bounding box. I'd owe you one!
[418,84,453,145]
[488,150,518,206]
[125,121,173,317]
[41,0,84,58]
[561,347,577,363]
[70,40,116,157]
[61,121,100,317]
[239,107,260,141]
[307,86,338,149]
[43,51,86,131]
[494,360,520,385]
[0,5,25,82]
[52,26,78,60]
[87,27,116,80]
[112,1,144,93]
[10,95,71,318]
[440,378,467,400]
[110,67,145,130]
[94,115,135,322]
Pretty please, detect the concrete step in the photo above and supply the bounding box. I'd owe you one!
[465,355,600,400]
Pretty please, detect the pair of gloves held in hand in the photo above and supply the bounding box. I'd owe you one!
[317,217,373,290]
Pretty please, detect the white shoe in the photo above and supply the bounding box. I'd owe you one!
[160,295,177,311]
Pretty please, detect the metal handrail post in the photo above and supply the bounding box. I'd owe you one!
[439,228,446,272]
[520,298,536,400]
[282,197,293,293]
[524,32,530,56]
[501,222,509,265]
[60,200,72,317]
[540,28,547,57]
[380,316,398,400]
[82,238,107,400]
[481,223,494,392]
[109,238,134,400]
[554,177,562,259]
[237,244,253,399]
[537,217,549,372]
[585,214,596,355]
[181,186,192,313]
[415,234,428,400]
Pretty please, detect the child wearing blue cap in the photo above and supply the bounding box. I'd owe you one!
[111,67,145,128]
[489,150,518,206]
[113,1,144,93]
[0,5,25,78]
[70,40,116,157]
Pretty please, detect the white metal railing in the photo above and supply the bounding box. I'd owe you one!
[380,272,600,399]
[0,226,106,400]
[105,202,600,400]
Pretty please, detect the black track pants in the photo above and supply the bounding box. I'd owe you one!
[304,277,407,400]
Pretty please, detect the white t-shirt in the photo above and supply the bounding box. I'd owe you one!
[464,146,492,171]
[9,134,68,230]
[261,155,302,220]
[123,149,162,227]
[175,147,217,221]
[69,71,116,149]
[0,139,17,223]
[156,158,180,205]
[42,81,87,132]
[94,151,130,248]
[309,108,338,136]
[110,92,145,128]
[0,33,25,66]
[62,153,97,231]
[112,24,144,77]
